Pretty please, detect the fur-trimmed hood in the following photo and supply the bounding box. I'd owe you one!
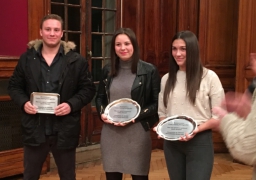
[27,39,76,55]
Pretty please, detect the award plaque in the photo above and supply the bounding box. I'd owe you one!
[30,92,60,114]
[156,115,197,141]
[104,98,141,123]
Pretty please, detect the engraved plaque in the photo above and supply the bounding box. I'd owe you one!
[156,115,197,141]
[104,98,141,123]
[30,92,60,114]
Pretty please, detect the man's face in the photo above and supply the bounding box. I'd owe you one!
[40,19,63,48]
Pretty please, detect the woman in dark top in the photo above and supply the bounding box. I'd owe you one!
[95,28,160,180]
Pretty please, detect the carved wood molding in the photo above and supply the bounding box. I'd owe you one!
[0,56,19,78]
[0,96,11,101]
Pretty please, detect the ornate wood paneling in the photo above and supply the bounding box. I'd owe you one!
[199,0,238,92]
[0,56,19,78]
[236,0,256,93]
[122,0,176,76]
[176,0,199,34]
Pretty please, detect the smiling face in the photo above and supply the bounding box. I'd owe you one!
[172,39,187,71]
[40,19,63,48]
[114,34,134,61]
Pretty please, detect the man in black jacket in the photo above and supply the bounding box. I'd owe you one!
[8,14,95,180]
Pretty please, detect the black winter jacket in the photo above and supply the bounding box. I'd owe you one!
[95,60,160,131]
[8,40,96,149]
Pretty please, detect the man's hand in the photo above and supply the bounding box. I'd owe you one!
[55,103,71,116]
[24,101,37,114]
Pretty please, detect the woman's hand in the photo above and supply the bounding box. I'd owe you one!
[112,119,135,126]
[152,117,167,139]
[179,126,199,141]
[101,115,135,126]
[101,114,113,124]
[153,126,163,139]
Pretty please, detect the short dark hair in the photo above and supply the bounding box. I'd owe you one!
[110,28,140,76]
[40,14,64,30]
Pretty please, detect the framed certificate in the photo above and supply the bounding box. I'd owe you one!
[104,98,141,123]
[156,115,197,141]
[30,92,60,114]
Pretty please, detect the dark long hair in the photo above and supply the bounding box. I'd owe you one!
[110,28,139,76]
[163,30,203,107]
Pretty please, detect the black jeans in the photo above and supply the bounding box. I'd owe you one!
[164,130,214,180]
[23,136,76,180]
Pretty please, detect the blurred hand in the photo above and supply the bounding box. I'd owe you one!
[112,120,133,126]
[101,114,113,124]
[212,107,228,120]
[24,101,37,114]
[221,91,251,118]
[153,126,162,139]
[55,103,71,116]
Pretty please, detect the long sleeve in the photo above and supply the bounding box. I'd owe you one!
[220,91,256,165]
[158,73,168,119]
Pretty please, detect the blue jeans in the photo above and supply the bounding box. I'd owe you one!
[164,130,214,180]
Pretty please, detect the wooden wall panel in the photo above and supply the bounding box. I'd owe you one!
[177,0,199,34]
[198,0,239,152]
[236,0,256,92]
[157,0,177,76]
[199,0,238,92]
[122,0,177,76]
[88,108,102,143]
[122,0,144,59]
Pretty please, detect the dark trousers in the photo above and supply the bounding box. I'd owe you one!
[164,130,214,180]
[105,172,148,180]
[23,136,76,180]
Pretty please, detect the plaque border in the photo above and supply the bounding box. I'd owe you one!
[156,115,197,141]
[30,92,60,114]
[104,98,141,123]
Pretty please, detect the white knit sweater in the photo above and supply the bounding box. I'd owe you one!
[220,90,256,166]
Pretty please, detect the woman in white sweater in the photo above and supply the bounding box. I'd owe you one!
[156,30,224,180]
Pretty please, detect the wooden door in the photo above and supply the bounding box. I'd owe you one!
[236,0,256,92]
[86,0,121,143]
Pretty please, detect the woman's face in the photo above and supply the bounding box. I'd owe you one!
[115,34,134,61]
[172,39,186,71]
